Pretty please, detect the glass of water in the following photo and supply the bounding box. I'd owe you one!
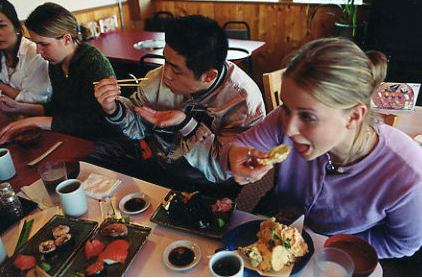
[38,160,67,206]
[314,247,355,277]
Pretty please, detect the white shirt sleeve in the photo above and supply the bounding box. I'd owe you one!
[0,37,51,104]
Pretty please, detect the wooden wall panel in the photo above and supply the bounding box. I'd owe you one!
[73,3,143,31]
[72,1,369,108]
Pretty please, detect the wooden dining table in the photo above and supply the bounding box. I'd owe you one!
[88,30,266,65]
[0,112,95,192]
[0,162,384,276]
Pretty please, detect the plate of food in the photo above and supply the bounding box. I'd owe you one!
[150,191,235,239]
[133,39,165,50]
[0,215,98,277]
[59,218,152,276]
[162,240,201,271]
[221,218,314,276]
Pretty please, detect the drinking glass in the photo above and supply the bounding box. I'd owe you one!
[38,160,67,206]
[314,247,354,277]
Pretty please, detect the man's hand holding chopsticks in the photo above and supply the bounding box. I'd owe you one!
[94,76,121,115]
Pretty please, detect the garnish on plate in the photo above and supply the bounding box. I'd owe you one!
[14,219,34,254]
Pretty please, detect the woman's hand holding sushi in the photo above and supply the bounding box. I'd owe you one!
[228,145,273,185]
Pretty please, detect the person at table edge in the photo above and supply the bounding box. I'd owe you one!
[220,38,422,259]
[94,15,265,188]
[0,2,121,142]
[0,0,51,104]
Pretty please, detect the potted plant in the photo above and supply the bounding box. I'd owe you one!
[308,0,362,41]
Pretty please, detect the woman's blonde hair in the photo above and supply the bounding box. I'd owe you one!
[284,38,387,163]
[25,2,79,41]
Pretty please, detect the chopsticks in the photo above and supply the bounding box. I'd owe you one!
[93,78,148,86]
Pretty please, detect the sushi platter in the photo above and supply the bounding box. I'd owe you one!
[0,216,151,277]
[0,215,98,276]
[150,191,235,239]
[60,218,151,276]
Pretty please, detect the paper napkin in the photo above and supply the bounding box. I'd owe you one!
[20,179,56,210]
[81,173,122,200]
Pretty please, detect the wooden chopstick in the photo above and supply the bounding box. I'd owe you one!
[93,78,148,85]
[118,84,145,87]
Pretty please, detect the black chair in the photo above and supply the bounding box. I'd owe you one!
[222,21,252,75]
[139,53,165,77]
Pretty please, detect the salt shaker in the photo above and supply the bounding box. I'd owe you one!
[0,182,12,196]
[0,182,13,216]
[0,190,24,220]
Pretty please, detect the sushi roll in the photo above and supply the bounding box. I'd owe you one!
[13,254,37,272]
[85,239,105,260]
[98,239,129,265]
[100,223,128,237]
[54,233,72,248]
[39,240,56,259]
[86,260,106,276]
[52,225,70,238]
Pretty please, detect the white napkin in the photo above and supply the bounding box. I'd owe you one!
[81,173,122,200]
[20,179,56,210]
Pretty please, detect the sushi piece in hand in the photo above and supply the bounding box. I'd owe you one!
[98,239,129,265]
[52,225,70,238]
[13,254,37,271]
[85,239,106,260]
[54,233,72,248]
[86,260,105,276]
[100,223,128,237]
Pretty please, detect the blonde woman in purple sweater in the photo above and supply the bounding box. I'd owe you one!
[220,38,422,259]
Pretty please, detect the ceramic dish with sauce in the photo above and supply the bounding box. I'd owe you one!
[119,193,151,215]
[162,240,201,271]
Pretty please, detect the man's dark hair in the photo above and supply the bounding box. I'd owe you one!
[165,15,228,79]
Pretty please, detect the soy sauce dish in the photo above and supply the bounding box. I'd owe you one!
[119,192,151,215]
[163,240,201,271]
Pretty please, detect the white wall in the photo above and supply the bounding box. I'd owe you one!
[12,0,126,20]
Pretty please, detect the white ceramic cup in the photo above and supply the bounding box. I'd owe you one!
[56,179,87,217]
[0,148,16,181]
[209,251,244,277]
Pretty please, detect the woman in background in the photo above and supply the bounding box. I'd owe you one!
[0,0,50,103]
[0,2,121,142]
[220,38,422,259]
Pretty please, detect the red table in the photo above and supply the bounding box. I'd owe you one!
[0,112,95,192]
[88,30,266,65]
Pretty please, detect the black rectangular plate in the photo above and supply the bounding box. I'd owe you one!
[0,197,38,235]
[0,215,98,277]
[59,218,152,277]
[150,191,235,239]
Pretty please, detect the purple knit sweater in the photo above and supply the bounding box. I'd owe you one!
[220,107,422,258]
